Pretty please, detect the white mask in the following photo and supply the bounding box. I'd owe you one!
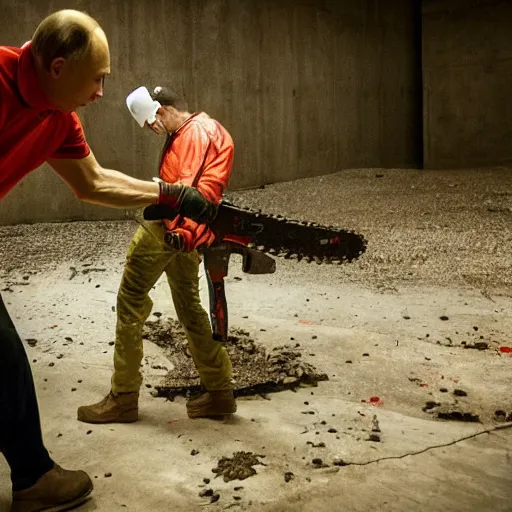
[125,86,161,127]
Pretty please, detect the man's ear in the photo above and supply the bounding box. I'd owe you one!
[49,57,66,78]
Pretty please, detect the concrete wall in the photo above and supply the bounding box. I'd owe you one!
[0,0,421,225]
[422,0,512,169]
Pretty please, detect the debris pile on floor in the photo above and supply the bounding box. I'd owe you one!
[211,451,267,482]
[196,452,266,505]
[142,316,328,399]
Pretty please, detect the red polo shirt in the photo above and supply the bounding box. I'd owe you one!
[0,41,90,200]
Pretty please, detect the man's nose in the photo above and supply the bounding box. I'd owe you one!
[93,82,104,100]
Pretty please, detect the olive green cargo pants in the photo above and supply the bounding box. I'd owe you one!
[111,221,232,393]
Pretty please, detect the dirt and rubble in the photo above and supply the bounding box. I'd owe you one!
[0,168,511,512]
[142,317,328,399]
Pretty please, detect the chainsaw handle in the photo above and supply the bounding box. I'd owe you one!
[203,248,229,342]
[206,278,228,342]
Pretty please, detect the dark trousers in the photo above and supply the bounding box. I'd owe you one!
[0,293,53,491]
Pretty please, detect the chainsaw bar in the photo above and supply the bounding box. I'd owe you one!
[211,200,367,264]
[143,201,367,264]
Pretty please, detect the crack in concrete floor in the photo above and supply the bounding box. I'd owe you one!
[338,422,512,467]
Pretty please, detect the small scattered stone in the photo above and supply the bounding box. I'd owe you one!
[104,472,112,478]
[368,433,381,442]
[439,315,449,321]
[210,494,220,503]
[312,335,317,339]
[191,449,199,456]
[362,353,369,357]
[48,362,55,367]
[494,410,507,420]
[108,341,115,346]
[233,486,244,491]
[26,338,38,346]
[437,410,480,422]
[199,489,213,498]
[453,389,467,397]
[71,388,77,392]
[86,430,92,435]
[440,387,448,393]
[403,315,410,320]
[203,478,210,484]
[304,401,309,405]
[284,471,294,483]
[423,401,440,412]
[307,442,325,448]
[464,341,488,350]
[345,360,353,364]
[328,428,337,433]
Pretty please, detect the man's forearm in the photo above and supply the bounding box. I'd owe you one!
[84,167,160,208]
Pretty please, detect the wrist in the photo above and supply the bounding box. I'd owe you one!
[158,181,182,207]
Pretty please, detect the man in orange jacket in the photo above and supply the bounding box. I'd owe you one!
[78,85,236,423]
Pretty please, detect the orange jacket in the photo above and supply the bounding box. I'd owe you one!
[160,112,234,251]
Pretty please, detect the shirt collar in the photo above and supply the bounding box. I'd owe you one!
[17,41,59,112]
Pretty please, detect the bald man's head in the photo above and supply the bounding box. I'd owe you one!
[31,9,111,111]
[32,10,106,69]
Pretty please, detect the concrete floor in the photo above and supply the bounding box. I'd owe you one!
[1,168,512,511]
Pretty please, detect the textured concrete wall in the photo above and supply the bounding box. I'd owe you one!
[423,0,512,168]
[0,0,421,225]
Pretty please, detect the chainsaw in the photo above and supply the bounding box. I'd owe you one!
[144,200,367,341]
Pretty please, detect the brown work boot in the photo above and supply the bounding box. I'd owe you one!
[11,464,93,512]
[186,390,236,418]
[77,391,139,424]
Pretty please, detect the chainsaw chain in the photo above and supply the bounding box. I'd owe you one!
[218,200,368,265]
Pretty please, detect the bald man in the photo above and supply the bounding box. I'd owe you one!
[1,9,215,512]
